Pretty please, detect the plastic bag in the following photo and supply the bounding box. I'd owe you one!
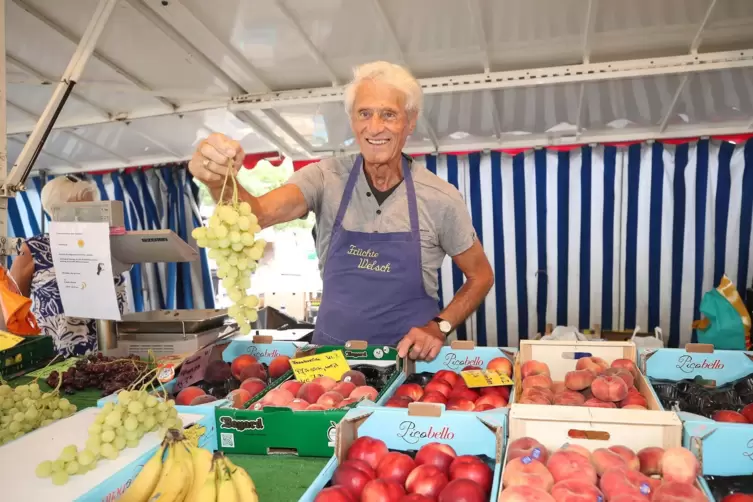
[540,326,589,341]
[692,275,751,350]
[631,326,665,349]
[0,268,40,336]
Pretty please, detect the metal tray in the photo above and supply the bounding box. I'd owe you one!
[116,309,228,334]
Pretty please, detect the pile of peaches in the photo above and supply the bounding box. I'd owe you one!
[386,357,513,411]
[500,437,707,501]
[315,437,493,502]
[519,357,651,409]
[174,353,293,407]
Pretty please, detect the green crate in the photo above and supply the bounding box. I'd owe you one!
[0,335,55,379]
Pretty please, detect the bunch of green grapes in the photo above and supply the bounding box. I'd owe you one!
[35,389,182,486]
[0,383,76,446]
[192,200,265,335]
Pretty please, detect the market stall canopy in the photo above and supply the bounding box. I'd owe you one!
[4,0,753,174]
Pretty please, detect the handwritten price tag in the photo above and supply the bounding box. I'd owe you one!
[0,331,24,351]
[460,369,514,388]
[174,346,213,393]
[290,350,350,383]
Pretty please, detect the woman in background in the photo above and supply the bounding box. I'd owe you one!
[10,175,127,357]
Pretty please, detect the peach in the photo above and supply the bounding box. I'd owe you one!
[637,447,664,476]
[551,381,567,394]
[622,405,648,410]
[564,370,595,391]
[575,356,609,374]
[297,382,326,404]
[424,380,453,398]
[503,458,555,491]
[713,410,749,423]
[175,386,205,406]
[350,385,379,402]
[507,438,551,465]
[262,388,295,406]
[651,482,708,502]
[559,443,592,461]
[599,468,653,500]
[394,383,424,401]
[240,377,267,398]
[580,388,594,400]
[340,370,367,386]
[611,358,639,378]
[499,486,556,502]
[331,381,356,398]
[610,496,651,502]
[317,391,345,408]
[338,397,358,408]
[447,398,475,411]
[190,395,217,406]
[583,398,616,408]
[523,374,554,390]
[547,450,597,484]
[742,403,753,423]
[230,354,257,380]
[661,447,700,484]
[591,375,629,402]
[619,394,649,408]
[522,387,555,402]
[227,389,252,409]
[592,448,628,475]
[474,393,508,409]
[551,479,604,502]
[312,376,337,391]
[602,368,634,388]
[521,360,551,378]
[268,355,291,380]
[287,398,309,410]
[519,396,551,405]
[487,357,513,376]
[420,392,448,404]
[554,390,586,406]
[279,380,303,396]
[305,404,326,411]
[432,370,459,387]
[608,445,639,471]
[239,362,267,382]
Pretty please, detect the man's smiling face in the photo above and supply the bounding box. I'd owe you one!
[351,79,417,166]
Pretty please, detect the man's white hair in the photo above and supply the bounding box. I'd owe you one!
[41,175,99,214]
[344,61,423,117]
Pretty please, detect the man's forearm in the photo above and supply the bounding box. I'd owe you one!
[439,275,494,331]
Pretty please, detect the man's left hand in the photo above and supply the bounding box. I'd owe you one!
[397,322,445,361]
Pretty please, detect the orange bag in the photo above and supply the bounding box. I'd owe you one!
[0,268,40,335]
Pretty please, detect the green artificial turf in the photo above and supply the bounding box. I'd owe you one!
[9,376,328,501]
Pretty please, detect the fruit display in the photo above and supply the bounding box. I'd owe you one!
[35,388,182,485]
[244,367,387,411]
[191,166,265,335]
[651,372,753,423]
[517,357,649,409]
[46,353,150,396]
[0,380,76,446]
[314,437,494,502]
[389,356,513,411]
[705,474,753,501]
[499,437,707,501]
[119,429,258,502]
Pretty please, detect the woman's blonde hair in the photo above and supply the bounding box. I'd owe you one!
[40,175,99,214]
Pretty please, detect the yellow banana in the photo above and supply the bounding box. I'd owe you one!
[184,444,215,502]
[191,460,218,502]
[215,458,240,502]
[119,444,167,502]
[173,441,195,495]
[222,457,258,502]
[148,443,191,502]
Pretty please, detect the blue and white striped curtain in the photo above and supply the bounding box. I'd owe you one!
[427,138,753,348]
[7,164,214,313]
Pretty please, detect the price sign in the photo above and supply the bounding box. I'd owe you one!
[0,331,24,351]
[460,369,514,388]
[174,346,214,393]
[26,357,81,378]
[290,350,350,383]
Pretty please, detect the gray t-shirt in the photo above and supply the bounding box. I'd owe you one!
[287,155,476,300]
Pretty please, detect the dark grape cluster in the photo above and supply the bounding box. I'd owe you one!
[46,353,149,397]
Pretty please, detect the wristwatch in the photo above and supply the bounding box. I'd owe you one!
[433,317,453,336]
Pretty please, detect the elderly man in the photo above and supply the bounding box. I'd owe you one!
[189,61,494,361]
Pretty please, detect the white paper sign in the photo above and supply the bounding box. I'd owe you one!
[49,221,122,320]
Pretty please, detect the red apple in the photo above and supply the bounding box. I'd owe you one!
[433,370,459,387]
[361,479,405,501]
[415,442,457,474]
[486,357,513,377]
[405,464,449,498]
[332,460,375,498]
[420,392,448,405]
[713,410,749,423]
[449,455,493,494]
[741,403,753,423]
[438,478,486,502]
[425,380,453,398]
[314,486,356,502]
[394,383,424,402]
[347,436,389,470]
[377,452,416,485]
[230,354,257,380]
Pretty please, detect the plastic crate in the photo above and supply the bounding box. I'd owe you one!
[0,335,55,378]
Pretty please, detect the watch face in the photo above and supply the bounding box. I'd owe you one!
[439,320,452,333]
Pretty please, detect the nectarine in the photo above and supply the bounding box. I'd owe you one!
[350,386,379,402]
[268,355,291,380]
[449,455,493,494]
[487,356,513,376]
[438,478,487,502]
[347,436,388,470]
[175,386,205,406]
[361,479,405,500]
[332,460,375,498]
[314,486,355,502]
[239,362,267,382]
[230,354,257,381]
[340,370,367,387]
[376,452,416,485]
[415,442,457,474]
[394,383,424,401]
[405,464,449,498]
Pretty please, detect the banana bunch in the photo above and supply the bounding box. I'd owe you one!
[119,429,258,502]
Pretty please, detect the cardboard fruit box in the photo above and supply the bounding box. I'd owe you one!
[501,404,713,501]
[299,403,506,502]
[215,342,403,457]
[643,344,753,477]
[513,340,668,415]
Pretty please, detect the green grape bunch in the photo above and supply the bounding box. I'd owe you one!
[35,389,182,486]
[0,382,76,446]
[191,164,265,335]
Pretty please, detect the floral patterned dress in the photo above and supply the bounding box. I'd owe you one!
[26,234,128,357]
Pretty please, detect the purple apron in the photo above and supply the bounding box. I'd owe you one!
[313,155,440,345]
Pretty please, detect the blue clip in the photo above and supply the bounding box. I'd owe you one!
[640,483,651,495]
[521,456,532,465]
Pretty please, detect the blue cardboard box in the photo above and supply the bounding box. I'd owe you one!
[643,346,753,476]
[299,404,506,502]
